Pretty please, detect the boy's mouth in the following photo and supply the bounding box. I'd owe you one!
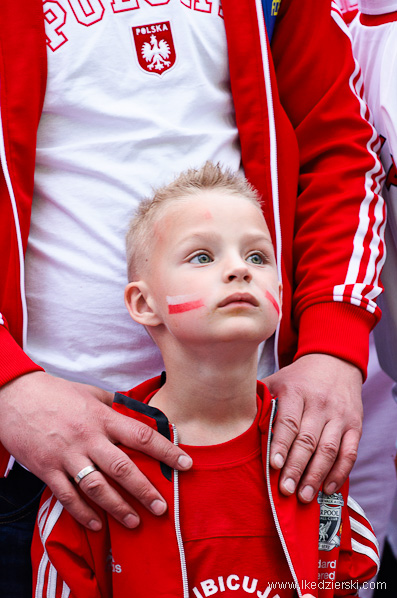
[218,293,259,308]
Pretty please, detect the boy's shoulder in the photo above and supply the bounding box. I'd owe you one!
[117,374,165,403]
[113,374,167,428]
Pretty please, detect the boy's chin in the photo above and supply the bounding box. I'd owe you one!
[164,320,276,350]
[211,325,274,346]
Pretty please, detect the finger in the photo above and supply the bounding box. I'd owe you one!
[76,467,144,528]
[296,422,343,503]
[322,427,361,496]
[65,456,143,528]
[105,412,192,470]
[277,412,326,497]
[269,392,304,470]
[93,388,114,407]
[47,471,104,531]
[91,442,169,517]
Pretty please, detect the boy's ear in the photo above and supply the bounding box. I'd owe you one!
[124,281,163,327]
[278,282,283,322]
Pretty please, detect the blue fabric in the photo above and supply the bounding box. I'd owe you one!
[261,0,281,43]
[0,464,45,598]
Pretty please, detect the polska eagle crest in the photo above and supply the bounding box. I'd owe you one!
[132,22,176,76]
[318,491,344,552]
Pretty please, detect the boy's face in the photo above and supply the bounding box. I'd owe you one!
[127,190,281,347]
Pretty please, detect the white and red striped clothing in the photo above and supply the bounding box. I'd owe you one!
[349,1,397,382]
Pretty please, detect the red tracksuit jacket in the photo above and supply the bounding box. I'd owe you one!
[0,0,385,474]
[32,379,379,598]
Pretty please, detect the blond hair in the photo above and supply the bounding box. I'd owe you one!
[126,161,263,280]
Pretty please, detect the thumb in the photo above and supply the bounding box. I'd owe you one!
[72,381,114,407]
[261,369,284,398]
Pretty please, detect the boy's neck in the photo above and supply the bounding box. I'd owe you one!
[148,343,260,445]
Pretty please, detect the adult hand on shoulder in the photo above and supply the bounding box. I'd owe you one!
[0,371,192,530]
[263,354,363,502]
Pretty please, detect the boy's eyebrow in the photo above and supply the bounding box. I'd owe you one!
[175,231,220,248]
[242,232,274,246]
[179,230,217,240]
[177,229,273,244]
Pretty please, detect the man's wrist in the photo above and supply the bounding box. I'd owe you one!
[295,302,372,379]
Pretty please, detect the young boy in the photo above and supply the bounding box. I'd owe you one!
[32,163,379,598]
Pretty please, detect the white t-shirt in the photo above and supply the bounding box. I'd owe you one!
[26,0,269,391]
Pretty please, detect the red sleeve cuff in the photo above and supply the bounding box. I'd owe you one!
[294,302,375,380]
[0,325,43,387]
[0,326,43,477]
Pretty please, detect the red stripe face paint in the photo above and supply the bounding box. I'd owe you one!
[264,290,280,317]
[168,299,205,314]
[166,294,205,314]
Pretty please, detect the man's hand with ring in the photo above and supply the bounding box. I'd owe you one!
[0,371,193,531]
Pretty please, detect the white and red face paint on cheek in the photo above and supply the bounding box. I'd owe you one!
[166,294,205,315]
[264,289,281,320]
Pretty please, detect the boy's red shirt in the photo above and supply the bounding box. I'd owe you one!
[32,378,379,597]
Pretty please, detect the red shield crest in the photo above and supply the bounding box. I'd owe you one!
[132,22,176,76]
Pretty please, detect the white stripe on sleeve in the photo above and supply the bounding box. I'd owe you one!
[349,516,379,551]
[35,499,65,598]
[351,538,380,570]
[348,495,367,519]
[47,564,58,598]
[331,3,386,313]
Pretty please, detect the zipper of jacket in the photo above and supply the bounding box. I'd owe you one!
[254,0,283,371]
[172,424,190,598]
[266,400,303,597]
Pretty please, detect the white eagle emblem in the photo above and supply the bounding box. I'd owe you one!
[141,34,171,72]
[132,22,176,76]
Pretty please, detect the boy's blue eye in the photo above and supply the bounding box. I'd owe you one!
[190,253,212,264]
[246,253,264,265]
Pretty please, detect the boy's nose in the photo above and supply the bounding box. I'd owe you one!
[224,259,252,283]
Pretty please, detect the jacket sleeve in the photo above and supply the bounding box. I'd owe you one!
[271,0,385,375]
[0,0,47,475]
[0,323,43,475]
[334,495,380,596]
[31,490,111,598]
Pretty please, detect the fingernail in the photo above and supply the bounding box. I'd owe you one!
[283,478,296,494]
[273,453,284,469]
[150,499,167,516]
[325,482,337,496]
[123,513,140,528]
[300,485,314,502]
[178,455,193,469]
[88,519,102,531]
